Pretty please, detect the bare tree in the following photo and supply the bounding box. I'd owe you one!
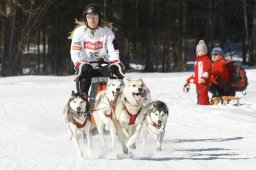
[1,0,55,76]
[242,0,249,64]
[2,0,19,76]
[252,0,256,65]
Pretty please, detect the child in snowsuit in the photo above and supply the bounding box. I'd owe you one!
[209,47,236,97]
[184,40,212,105]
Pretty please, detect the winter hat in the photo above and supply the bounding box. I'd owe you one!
[196,40,207,54]
[211,47,224,56]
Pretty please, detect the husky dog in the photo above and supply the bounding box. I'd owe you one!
[93,78,124,148]
[63,91,92,158]
[115,79,151,150]
[142,101,169,151]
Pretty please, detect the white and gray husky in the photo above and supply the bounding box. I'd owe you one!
[142,100,169,151]
[93,78,124,148]
[63,91,92,158]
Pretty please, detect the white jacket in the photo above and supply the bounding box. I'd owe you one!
[70,25,120,66]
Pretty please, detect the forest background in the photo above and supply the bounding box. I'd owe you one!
[0,0,256,76]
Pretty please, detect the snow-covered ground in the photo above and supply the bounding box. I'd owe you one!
[0,70,256,170]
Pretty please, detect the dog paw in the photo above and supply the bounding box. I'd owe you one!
[130,144,136,150]
[78,152,83,158]
[159,129,164,134]
[156,147,161,152]
[156,142,162,152]
[142,140,146,146]
[105,123,110,131]
[125,142,135,150]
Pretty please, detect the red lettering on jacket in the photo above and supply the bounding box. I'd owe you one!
[84,41,103,50]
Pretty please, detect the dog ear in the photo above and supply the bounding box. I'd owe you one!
[160,102,169,115]
[164,105,169,115]
[72,91,75,95]
[107,78,111,87]
[80,92,88,99]
[123,78,129,85]
[149,103,154,111]
[138,78,144,83]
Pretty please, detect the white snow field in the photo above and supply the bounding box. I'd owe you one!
[0,70,256,170]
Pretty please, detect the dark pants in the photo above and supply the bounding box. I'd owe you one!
[209,83,236,97]
[76,64,109,94]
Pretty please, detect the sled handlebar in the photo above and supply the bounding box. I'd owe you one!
[89,61,109,64]
[89,60,109,68]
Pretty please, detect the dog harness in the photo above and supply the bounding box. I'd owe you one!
[124,105,142,125]
[106,99,118,119]
[72,116,88,128]
[104,94,120,119]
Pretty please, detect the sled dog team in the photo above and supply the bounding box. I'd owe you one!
[64,2,247,158]
[63,78,169,158]
[65,3,169,158]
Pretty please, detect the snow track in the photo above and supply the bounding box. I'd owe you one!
[0,72,256,170]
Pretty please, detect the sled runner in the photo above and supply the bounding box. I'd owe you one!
[210,96,241,106]
[89,76,108,128]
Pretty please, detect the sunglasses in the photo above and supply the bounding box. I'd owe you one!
[211,53,221,57]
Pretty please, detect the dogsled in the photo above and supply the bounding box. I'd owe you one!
[209,96,241,106]
[89,76,108,129]
[79,59,123,132]
[79,60,109,129]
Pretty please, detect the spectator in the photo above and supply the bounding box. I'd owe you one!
[209,47,236,97]
[184,40,212,105]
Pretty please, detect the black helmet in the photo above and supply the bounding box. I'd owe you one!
[83,4,102,20]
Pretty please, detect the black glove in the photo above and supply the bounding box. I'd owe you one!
[75,62,93,80]
[183,82,190,93]
[108,62,125,79]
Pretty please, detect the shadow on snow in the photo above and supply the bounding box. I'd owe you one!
[135,136,252,161]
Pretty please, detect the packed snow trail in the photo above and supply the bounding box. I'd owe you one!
[0,71,256,170]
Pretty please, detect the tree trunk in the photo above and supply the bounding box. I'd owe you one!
[175,0,187,72]
[208,0,214,50]
[3,0,20,76]
[37,29,41,74]
[113,0,125,68]
[42,26,46,74]
[145,0,154,72]
[134,0,139,70]
[181,0,187,71]
[242,0,249,65]
[252,0,256,65]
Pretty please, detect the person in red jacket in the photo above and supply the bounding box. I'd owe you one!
[184,40,212,105]
[209,47,236,97]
